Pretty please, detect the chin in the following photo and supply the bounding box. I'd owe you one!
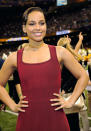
[34,38,43,42]
[35,40,43,42]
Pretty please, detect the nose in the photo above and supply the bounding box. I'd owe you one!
[35,24,40,30]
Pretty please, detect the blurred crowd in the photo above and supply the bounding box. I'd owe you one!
[47,5,91,34]
[0,2,91,38]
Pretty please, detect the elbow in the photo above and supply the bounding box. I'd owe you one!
[79,71,89,84]
[83,71,89,84]
[86,73,89,83]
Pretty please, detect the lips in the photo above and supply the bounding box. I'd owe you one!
[33,32,42,36]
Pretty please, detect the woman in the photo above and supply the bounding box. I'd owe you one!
[0,7,89,131]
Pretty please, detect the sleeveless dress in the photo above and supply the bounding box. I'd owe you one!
[16,45,70,131]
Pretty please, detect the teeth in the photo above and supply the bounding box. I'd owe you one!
[34,33,42,35]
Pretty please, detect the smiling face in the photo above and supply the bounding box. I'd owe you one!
[23,11,47,43]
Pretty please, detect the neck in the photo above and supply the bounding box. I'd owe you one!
[28,40,45,48]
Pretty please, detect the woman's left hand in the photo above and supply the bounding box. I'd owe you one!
[50,93,74,111]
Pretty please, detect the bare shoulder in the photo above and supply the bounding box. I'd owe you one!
[56,46,71,62]
[0,51,17,86]
[56,45,67,53]
[56,45,88,80]
[4,51,17,68]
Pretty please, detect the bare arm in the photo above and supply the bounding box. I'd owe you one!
[16,84,22,99]
[62,48,88,102]
[0,52,28,112]
[51,47,89,110]
[74,32,83,53]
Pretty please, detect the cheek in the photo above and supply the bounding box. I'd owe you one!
[25,25,32,32]
[27,27,32,32]
[43,25,47,32]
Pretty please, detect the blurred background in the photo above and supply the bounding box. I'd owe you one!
[0,0,91,57]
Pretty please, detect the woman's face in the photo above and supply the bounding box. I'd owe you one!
[23,11,47,42]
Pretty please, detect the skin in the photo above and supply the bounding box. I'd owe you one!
[0,10,89,112]
[75,32,83,53]
[23,11,47,44]
[57,32,84,98]
[15,84,22,99]
[57,32,83,61]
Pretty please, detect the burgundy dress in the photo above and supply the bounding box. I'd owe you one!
[16,45,70,131]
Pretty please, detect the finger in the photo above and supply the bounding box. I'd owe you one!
[53,93,64,100]
[20,104,29,108]
[50,99,59,102]
[18,107,25,112]
[17,103,28,108]
[61,90,65,95]
[21,100,28,104]
[55,106,63,111]
[51,102,61,106]
[53,93,60,97]
[67,35,69,38]
[20,96,26,100]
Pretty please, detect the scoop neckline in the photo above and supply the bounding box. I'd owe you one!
[21,45,52,65]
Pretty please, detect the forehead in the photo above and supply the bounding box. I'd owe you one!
[27,11,45,22]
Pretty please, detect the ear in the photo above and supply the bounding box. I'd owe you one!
[22,25,27,33]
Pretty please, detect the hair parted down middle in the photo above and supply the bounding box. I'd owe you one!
[22,7,44,25]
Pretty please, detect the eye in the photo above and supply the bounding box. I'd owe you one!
[29,23,35,26]
[40,22,45,25]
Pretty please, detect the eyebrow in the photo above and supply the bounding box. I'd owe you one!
[28,20,45,23]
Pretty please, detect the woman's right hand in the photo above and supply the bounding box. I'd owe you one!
[11,96,28,113]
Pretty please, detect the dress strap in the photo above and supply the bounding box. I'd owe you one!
[17,49,23,66]
[48,45,58,61]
